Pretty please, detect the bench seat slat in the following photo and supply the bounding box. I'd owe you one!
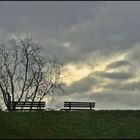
[64,103,95,105]
[64,106,94,108]
[64,103,94,105]
[11,102,45,105]
[10,105,45,107]
[64,102,94,104]
[10,103,45,105]
[13,109,44,110]
[10,102,45,104]
[64,104,95,106]
[61,108,95,111]
[10,104,45,106]
[12,101,45,103]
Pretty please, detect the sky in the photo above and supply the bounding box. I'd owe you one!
[1,1,140,110]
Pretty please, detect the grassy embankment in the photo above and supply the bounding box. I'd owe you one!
[0,110,140,139]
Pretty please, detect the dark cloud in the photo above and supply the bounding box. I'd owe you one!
[106,60,131,70]
[0,1,140,64]
[103,81,140,92]
[65,73,99,94]
[95,71,134,81]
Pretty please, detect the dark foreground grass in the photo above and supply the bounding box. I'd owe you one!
[0,110,140,139]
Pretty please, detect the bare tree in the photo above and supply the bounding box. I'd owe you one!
[0,33,63,111]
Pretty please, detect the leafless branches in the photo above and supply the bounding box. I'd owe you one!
[0,33,63,111]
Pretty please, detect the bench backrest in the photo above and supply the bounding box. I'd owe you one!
[10,101,45,108]
[64,102,95,109]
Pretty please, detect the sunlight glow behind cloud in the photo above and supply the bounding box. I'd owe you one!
[62,64,93,86]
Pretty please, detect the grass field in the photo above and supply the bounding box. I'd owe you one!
[0,110,140,139]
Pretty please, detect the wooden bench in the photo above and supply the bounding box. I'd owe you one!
[61,101,95,111]
[9,101,45,111]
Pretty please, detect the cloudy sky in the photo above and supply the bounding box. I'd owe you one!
[1,1,140,110]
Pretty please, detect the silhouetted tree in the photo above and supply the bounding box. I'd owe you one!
[0,33,63,111]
